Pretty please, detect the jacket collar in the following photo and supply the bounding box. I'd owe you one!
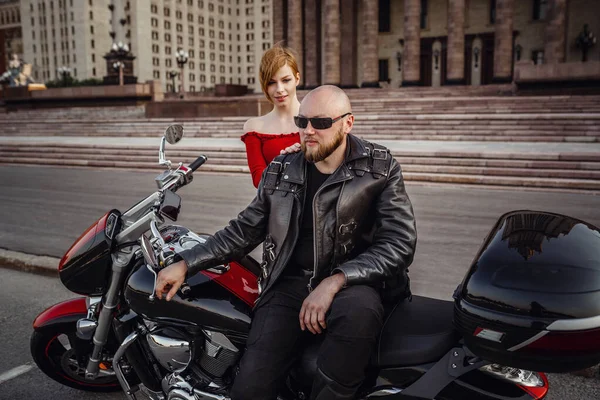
[280,134,369,186]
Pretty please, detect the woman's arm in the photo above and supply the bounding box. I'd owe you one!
[242,134,267,188]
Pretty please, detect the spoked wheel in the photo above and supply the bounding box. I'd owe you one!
[31,328,121,392]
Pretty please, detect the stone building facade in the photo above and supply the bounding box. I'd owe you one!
[275,0,600,88]
[20,0,272,93]
[0,0,22,75]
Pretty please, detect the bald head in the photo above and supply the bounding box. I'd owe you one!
[300,85,352,117]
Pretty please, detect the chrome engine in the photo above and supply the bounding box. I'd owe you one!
[146,329,192,372]
[144,326,239,400]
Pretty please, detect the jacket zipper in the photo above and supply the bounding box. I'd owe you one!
[255,181,306,305]
[307,175,349,292]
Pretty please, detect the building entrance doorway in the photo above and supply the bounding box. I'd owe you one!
[420,37,447,87]
[465,33,495,85]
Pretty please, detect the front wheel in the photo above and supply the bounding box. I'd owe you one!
[30,326,121,392]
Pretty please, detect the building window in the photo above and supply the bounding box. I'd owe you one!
[420,0,428,29]
[164,7,170,16]
[379,0,390,32]
[92,67,96,76]
[91,39,95,48]
[166,46,172,54]
[151,4,158,13]
[378,59,389,82]
[92,54,95,62]
[166,59,172,67]
[532,50,544,65]
[165,21,171,29]
[153,70,160,79]
[151,18,158,27]
[489,0,496,24]
[152,31,159,40]
[533,0,548,21]
[165,33,171,41]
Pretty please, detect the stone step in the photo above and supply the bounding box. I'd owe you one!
[3,146,600,181]
[1,157,597,191]
[7,145,599,171]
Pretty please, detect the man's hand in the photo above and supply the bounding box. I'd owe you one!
[299,273,346,334]
[280,142,301,155]
[155,260,188,301]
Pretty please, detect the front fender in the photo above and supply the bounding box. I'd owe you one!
[33,297,87,331]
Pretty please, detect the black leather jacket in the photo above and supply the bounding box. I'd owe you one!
[180,134,417,305]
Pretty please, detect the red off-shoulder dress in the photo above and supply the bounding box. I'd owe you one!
[241,131,300,188]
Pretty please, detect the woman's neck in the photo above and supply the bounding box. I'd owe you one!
[271,96,301,120]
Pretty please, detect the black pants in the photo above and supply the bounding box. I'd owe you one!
[230,274,384,400]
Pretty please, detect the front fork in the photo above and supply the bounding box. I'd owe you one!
[85,247,137,378]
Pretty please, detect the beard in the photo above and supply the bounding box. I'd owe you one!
[302,126,345,163]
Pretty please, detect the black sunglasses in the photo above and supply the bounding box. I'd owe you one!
[294,112,352,130]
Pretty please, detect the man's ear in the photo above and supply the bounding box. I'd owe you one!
[344,115,354,133]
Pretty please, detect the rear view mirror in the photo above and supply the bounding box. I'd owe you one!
[159,125,184,169]
[165,125,184,144]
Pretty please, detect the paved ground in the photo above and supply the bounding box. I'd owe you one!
[1,165,600,399]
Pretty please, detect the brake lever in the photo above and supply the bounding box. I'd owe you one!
[146,263,159,301]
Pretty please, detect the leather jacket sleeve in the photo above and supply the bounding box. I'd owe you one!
[333,159,417,286]
[180,175,271,276]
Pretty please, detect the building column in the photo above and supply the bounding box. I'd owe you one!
[287,0,303,78]
[447,0,466,85]
[360,0,379,87]
[272,0,285,44]
[304,0,319,88]
[323,0,341,85]
[403,0,421,86]
[493,0,514,83]
[544,0,567,64]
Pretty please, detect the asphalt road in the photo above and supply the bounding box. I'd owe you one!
[0,165,600,399]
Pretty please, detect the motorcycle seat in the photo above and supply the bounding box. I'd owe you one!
[375,295,459,367]
[292,295,458,387]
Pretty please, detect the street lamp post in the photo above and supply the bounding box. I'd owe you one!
[175,49,189,98]
[576,24,597,62]
[167,70,178,93]
[110,41,130,86]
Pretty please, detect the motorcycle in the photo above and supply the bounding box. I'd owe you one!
[31,125,600,400]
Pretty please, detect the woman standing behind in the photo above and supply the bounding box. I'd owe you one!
[242,45,302,188]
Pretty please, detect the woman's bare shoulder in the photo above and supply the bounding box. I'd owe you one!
[243,115,270,133]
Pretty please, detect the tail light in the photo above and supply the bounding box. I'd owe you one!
[523,328,600,354]
[479,364,548,399]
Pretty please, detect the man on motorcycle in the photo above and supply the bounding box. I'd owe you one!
[156,85,417,400]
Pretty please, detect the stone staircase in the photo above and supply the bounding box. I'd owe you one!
[1,88,599,192]
[1,142,599,192]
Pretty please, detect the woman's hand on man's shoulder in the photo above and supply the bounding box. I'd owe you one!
[280,142,302,155]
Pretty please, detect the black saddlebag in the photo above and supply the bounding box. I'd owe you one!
[454,210,600,373]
